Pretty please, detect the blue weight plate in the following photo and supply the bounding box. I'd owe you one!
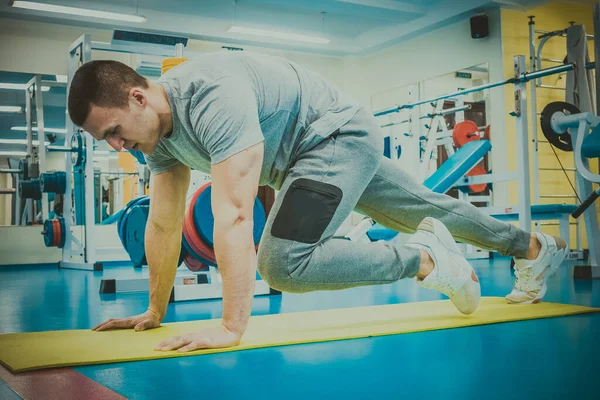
[252,198,267,243]
[192,186,267,248]
[58,216,66,248]
[56,171,67,195]
[125,205,149,267]
[118,196,150,250]
[43,219,53,247]
[192,185,214,248]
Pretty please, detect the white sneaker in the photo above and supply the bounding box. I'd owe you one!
[406,217,481,315]
[506,233,568,304]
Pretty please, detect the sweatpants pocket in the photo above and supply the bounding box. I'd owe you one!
[271,178,343,244]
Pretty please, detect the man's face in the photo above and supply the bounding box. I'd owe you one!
[82,91,161,155]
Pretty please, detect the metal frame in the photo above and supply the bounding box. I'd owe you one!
[61,34,99,271]
[527,16,587,254]
[550,111,600,276]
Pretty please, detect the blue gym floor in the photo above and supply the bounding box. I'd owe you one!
[1,258,599,400]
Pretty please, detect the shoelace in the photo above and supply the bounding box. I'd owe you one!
[435,276,457,296]
[514,265,543,292]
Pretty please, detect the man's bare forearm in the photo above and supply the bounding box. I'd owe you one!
[146,222,182,319]
[214,219,257,336]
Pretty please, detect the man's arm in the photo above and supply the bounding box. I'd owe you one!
[93,162,190,332]
[211,141,264,336]
[147,163,190,319]
[154,142,264,352]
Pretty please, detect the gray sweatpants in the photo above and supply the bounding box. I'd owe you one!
[257,107,531,293]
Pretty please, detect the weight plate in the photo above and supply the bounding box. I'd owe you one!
[70,132,83,166]
[43,219,53,247]
[51,219,60,247]
[540,101,580,152]
[18,159,29,180]
[183,252,209,272]
[459,165,488,194]
[452,121,480,148]
[57,216,66,248]
[183,211,217,265]
[118,196,150,251]
[192,184,267,248]
[181,234,215,267]
[125,205,149,267]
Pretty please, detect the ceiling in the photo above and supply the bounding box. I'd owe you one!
[0,0,556,56]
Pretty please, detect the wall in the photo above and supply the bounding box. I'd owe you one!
[342,9,508,202]
[501,1,598,248]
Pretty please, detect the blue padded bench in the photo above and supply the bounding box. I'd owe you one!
[423,140,492,193]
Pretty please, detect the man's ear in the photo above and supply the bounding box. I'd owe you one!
[129,88,146,108]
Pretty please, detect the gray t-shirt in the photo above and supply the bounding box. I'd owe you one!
[146,51,361,189]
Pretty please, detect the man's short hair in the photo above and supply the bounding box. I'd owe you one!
[67,60,149,126]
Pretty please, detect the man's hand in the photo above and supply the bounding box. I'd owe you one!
[93,309,161,332]
[155,325,241,353]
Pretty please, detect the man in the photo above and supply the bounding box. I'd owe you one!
[68,52,567,353]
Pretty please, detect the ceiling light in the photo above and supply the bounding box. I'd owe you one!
[228,26,330,44]
[11,126,67,134]
[0,151,28,157]
[0,139,50,145]
[0,106,23,113]
[0,83,50,91]
[10,1,147,23]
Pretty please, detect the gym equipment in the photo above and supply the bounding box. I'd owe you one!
[41,217,66,248]
[582,123,600,159]
[40,171,67,195]
[124,205,149,267]
[1,297,597,373]
[117,196,150,249]
[18,179,42,200]
[483,124,491,141]
[460,165,489,194]
[70,131,84,167]
[18,159,29,180]
[540,102,579,151]
[535,101,600,276]
[162,56,188,75]
[192,183,266,249]
[373,61,593,117]
[128,150,147,165]
[183,252,209,272]
[452,120,480,148]
[423,140,492,193]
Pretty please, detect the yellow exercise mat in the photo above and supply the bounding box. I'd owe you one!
[1,297,598,372]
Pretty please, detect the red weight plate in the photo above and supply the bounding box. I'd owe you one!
[183,213,217,264]
[51,219,60,247]
[465,165,488,193]
[452,120,480,148]
[183,252,209,272]
[184,185,217,263]
[483,124,491,141]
